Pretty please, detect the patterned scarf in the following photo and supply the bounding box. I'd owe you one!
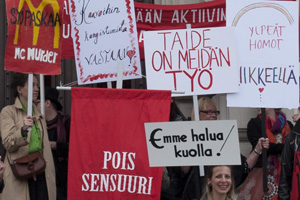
[262,112,291,200]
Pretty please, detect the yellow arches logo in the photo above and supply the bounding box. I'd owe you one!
[232,3,294,27]
[13,0,60,48]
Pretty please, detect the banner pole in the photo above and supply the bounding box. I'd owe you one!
[261,108,268,193]
[27,74,33,117]
[116,62,123,89]
[27,74,33,131]
[107,82,112,88]
[39,75,45,115]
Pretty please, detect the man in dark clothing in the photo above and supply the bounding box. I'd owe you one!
[278,118,300,200]
[36,87,70,200]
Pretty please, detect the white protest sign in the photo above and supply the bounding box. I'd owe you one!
[143,27,239,96]
[69,0,141,85]
[226,0,299,109]
[144,120,241,167]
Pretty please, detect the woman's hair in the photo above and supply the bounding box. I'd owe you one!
[191,97,216,121]
[10,73,38,98]
[10,73,29,98]
[203,165,235,200]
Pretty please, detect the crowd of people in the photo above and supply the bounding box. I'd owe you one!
[162,97,300,200]
[0,72,299,200]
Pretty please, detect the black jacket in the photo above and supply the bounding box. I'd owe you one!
[47,114,70,200]
[278,119,300,200]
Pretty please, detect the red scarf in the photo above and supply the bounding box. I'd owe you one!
[264,112,290,144]
[260,112,291,200]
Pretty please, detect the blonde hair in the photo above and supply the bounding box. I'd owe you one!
[191,97,216,121]
[202,165,235,200]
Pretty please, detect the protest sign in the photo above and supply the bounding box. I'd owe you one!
[144,27,239,96]
[144,120,241,167]
[68,88,171,200]
[68,0,141,85]
[4,0,63,74]
[61,0,226,59]
[62,0,300,60]
[226,0,299,109]
[61,0,74,59]
[135,0,226,60]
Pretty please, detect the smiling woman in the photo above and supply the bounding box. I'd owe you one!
[201,165,235,200]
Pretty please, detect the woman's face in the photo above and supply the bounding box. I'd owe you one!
[208,166,232,196]
[199,104,218,121]
[18,76,39,102]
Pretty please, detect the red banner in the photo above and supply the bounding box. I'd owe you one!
[5,0,63,74]
[68,88,171,200]
[61,0,74,59]
[291,151,300,200]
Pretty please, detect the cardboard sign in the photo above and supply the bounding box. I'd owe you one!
[226,0,299,109]
[68,0,142,85]
[4,0,63,75]
[144,27,239,96]
[144,120,241,167]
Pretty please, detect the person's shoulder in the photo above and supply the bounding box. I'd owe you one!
[287,120,293,130]
[286,130,298,140]
[247,116,260,126]
[63,114,70,121]
[62,114,71,126]
[1,104,16,115]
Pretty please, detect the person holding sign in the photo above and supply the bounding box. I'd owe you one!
[0,73,56,200]
[278,118,300,200]
[242,108,292,200]
[181,97,269,200]
[200,165,235,200]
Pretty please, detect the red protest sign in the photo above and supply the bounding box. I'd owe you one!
[5,0,63,75]
[68,88,171,200]
[61,0,74,59]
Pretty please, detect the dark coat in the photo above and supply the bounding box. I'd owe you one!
[278,119,300,200]
[47,114,70,200]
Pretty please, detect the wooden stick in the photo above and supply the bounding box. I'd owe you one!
[261,108,268,193]
[39,75,45,115]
